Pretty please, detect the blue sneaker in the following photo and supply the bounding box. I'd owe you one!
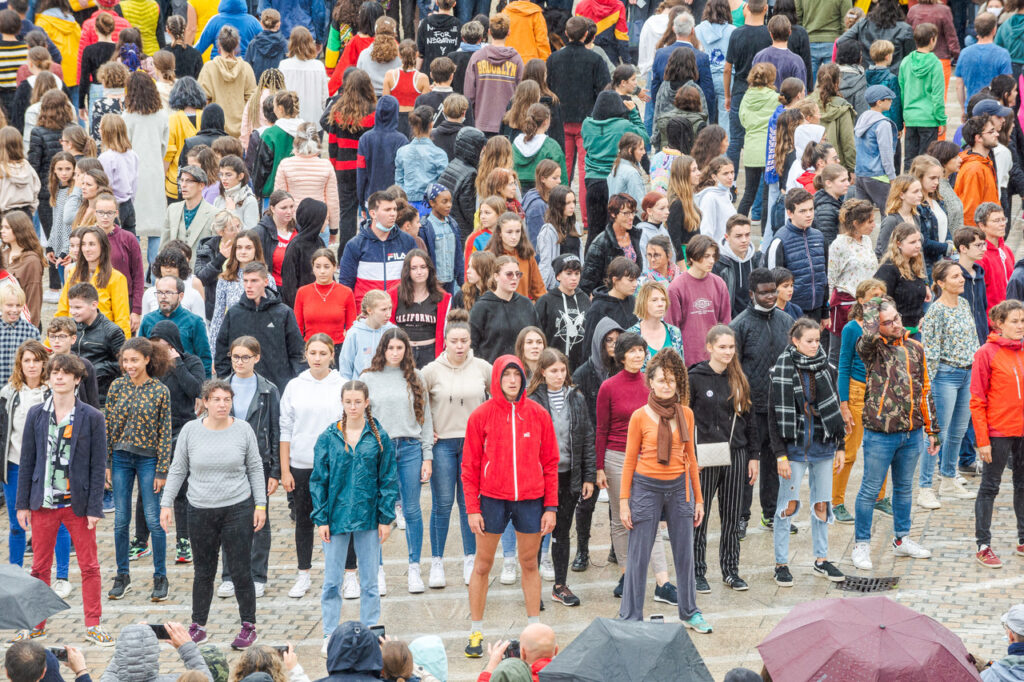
[103,490,115,514]
[653,581,678,605]
[684,612,712,634]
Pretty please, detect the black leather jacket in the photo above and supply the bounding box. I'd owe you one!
[72,312,126,404]
[226,372,281,477]
[529,384,596,495]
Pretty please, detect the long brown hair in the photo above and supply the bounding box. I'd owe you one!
[29,71,58,106]
[339,380,385,452]
[475,136,514,196]
[69,226,113,288]
[47,151,75,207]
[485,212,534,260]
[704,325,751,413]
[8,340,48,390]
[330,68,377,133]
[526,347,571,396]
[882,222,925,280]
[774,109,803,176]
[502,79,541,130]
[363,328,427,425]
[814,63,841,108]
[523,58,558,103]
[397,249,444,306]
[221,229,263,281]
[2,210,45,270]
[369,16,398,62]
[461,250,497,310]
[36,89,74,130]
[666,154,701,229]
[543,186,580,244]
[0,127,25,177]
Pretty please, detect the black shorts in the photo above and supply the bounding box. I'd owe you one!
[479,495,544,534]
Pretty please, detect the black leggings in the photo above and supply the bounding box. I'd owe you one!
[551,471,580,586]
[737,166,764,218]
[292,467,314,571]
[188,498,255,625]
[975,437,1024,548]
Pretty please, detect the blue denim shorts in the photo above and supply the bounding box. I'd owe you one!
[479,495,543,534]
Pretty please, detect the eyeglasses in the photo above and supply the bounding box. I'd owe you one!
[155,290,179,297]
[95,210,117,218]
[503,271,523,279]
[231,354,256,362]
[879,313,902,327]
[48,333,71,341]
[617,210,636,216]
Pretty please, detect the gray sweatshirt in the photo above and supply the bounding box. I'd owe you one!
[162,418,266,509]
[361,365,434,460]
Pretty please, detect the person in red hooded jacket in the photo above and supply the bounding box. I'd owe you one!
[461,355,559,659]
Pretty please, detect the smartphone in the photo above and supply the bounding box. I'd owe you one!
[369,624,386,640]
[47,647,68,662]
[149,624,171,640]
[272,645,289,657]
[650,615,664,623]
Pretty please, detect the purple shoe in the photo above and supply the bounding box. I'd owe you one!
[231,622,258,650]
[188,623,207,645]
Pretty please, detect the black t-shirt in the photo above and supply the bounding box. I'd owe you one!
[417,14,461,75]
[396,297,437,344]
[726,25,772,97]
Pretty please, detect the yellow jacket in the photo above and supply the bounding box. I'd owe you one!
[57,266,132,338]
[504,2,551,63]
[35,12,82,88]
[165,109,201,198]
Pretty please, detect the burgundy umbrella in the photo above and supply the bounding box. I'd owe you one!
[757,595,981,682]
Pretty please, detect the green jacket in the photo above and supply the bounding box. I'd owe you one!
[810,91,857,174]
[581,107,649,179]
[796,0,852,43]
[310,418,399,534]
[259,123,295,195]
[898,50,946,127]
[512,135,569,184]
[996,13,1024,64]
[738,86,778,169]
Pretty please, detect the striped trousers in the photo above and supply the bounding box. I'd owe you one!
[693,448,746,581]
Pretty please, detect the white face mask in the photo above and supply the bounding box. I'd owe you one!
[989,6,1003,16]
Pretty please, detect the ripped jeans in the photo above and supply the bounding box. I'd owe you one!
[774,458,834,564]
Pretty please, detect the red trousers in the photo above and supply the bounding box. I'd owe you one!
[564,123,588,227]
[30,507,102,628]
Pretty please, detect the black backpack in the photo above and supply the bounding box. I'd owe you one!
[665,115,706,156]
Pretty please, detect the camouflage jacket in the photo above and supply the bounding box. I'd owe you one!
[856,303,939,436]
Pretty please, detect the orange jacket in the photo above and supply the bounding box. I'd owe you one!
[970,333,1024,447]
[954,150,999,227]
[504,1,551,63]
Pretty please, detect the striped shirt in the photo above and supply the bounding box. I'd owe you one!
[0,40,28,90]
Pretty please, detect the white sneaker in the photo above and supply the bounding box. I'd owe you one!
[539,553,555,582]
[378,565,387,596]
[52,579,72,599]
[939,476,977,500]
[395,504,406,531]
[429,557,446,588]
[217,580,235,598]
[500,556,517,585]
[893,536,931,559]
[43,290,59,304]
[342,571,359,599]
[321,636,329,657]
[598,488,609,503]
[408,563,424,593]
[851,542,873,571]
[288,572,311,598]
[463,554,475,585]
[955,473,970,487]
[917,487,941,510]
[254,582,265,598]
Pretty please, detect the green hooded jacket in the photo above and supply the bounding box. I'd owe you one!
[581,91,650,179]
[809,91,856,174]
[996,13,1024,65]
[898,50,947,128]
[310,418,399,534]
[738,86,780,169]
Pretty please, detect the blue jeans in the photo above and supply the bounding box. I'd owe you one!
[809,42,834,83]
[456,0,490,24]
[146,237,160,280]
[922,365,972,485]
[394,438,423,563]
[726,93,745,171]
[960,421,977,467]
[712,71,728,135]
[322,528,380,634]
[112,451,166,577]
[761,181,780,250]
[855,429,923,543]
[774,458,833,564]
[429,438,475,557]
[5,463,71,576]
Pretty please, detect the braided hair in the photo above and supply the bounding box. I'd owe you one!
[340,380,384,453]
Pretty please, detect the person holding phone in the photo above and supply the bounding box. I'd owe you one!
[97,622,213,680]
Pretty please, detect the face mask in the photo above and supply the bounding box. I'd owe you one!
[989,6,1002,15]
[754,303,774,313]
[375,221,394,233]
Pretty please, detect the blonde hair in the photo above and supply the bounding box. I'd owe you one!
[666,154,700,231]
[0,281,25,306]
[884,175,920,217]
[99,113,132,153]
[633,280,669,319]
[211,210,242,236]
[361,288,391,314]
[909,154,942,201]
[882,222,925,280]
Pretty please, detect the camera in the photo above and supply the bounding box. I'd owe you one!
[503,640,520,659]
[46,647,68,662]
[369,624,386,640]
[149,624,171,640]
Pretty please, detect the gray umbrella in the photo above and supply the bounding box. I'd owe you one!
[0,565,70,630]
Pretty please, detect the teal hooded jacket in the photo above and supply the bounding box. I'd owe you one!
[310,418,398,534]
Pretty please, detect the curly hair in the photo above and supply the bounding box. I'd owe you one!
[9,340,49,391]
[330,68,377,133]
[646,347,689,407]
[36,89,73,131]
[124,70,162,115]
[461,250,497,310]
[152,246,192,280]
[168,76,207,111]
[228,646,288,682]
[369,16,399,63]
[362,328,427,425]
[119,336,172,379]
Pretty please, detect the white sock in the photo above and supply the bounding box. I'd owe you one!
[471,620,483,634]
[527,616,540,625]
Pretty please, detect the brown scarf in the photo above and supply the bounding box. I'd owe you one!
[647,393,689,465]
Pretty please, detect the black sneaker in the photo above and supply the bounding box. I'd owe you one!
[540,599,545,611]
[724,574,749,591]
[812,560,845,582]
[571,549,589,572]
[551,584,581,607]
[774,565,794,587]
[760,513,774,530]
[737,518,747,541]
[607,546,618,564]
[108,574,131,600]
[24,536,32,556]
[653,582,678,605]
[613,574,624,598]
[151,575,169,602]
[695,575,711,594]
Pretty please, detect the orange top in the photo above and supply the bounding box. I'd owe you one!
[621,405,703,504]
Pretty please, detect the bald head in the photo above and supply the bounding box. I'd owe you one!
[519,623,557,663]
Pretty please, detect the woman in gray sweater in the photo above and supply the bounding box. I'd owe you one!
[160,379,266,651]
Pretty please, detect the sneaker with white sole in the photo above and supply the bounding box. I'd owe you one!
[408,563,424,593]
[539,553,555,582]
[598,488,608,503]
[378,565,387,596]
[288,572,311,598]
[342,572,359,599]
[939,476,977,500]
[892,536,931,559]
[500,556,517,585]
[917,487,941,509]
[254,582,265,598]
[851,542,872,570]
[217,580,235,598]
[463,554,475,585]
[84,626,115,647]
[429,557,446,588]
[395,504,406,530]
[321,636,330,657]
[43,290,60,304]
[52,579,72,599]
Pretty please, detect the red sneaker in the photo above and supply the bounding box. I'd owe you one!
[1016,543,1024,557]
[976,546,1003,569]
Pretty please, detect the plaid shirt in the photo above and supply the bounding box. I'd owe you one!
[0,318,39,384]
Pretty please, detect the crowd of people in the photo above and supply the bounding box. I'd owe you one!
[1,0,1024,677]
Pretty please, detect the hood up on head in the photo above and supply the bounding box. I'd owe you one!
[296,197,329,237]
[454,126,487,165]
[148,319,186,356]
[373,95,400,131]
[490,355,527,406]
[325,621,383,675]
[590,316,623,381]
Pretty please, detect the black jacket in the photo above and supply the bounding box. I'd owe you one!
[179,104,228,166]
[227,371,281,476]
[72,311,126,404]
[469,290,540,363]
[530,384,596,494]
[581,287,637,356]
[580,223,642,295]
[194,234,226,320]
[214,288,306,392]
[281,198,327,307]
[438,126,487,241]
[450,48,475,95]
[254,213,284,273]
[547,42,611,124]
[430,118,464,162]
[728,305,794,414]
[28,125,63,203]
[813,189,843,253]
[535,287,591,371]
[712,248,765,319]
[147,320,205,441]
[687,361,754,454]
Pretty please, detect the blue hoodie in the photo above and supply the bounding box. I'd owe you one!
[194,0,262,59]
[257,0,328,46]
[356,96,408,205]
[244,28,288,81]
[317,621,383,681]
[337,318,398,381]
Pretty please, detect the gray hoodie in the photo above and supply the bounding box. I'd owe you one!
[838,64,869,116]
[99,625,212,682]
[854,109,897,180]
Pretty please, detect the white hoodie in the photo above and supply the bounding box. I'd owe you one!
[279,369,344,469]
[695,184,736,244]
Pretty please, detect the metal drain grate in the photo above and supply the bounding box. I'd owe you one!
[836,576,900,593]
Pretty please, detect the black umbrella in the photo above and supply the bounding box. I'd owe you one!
[538,618,714,682]
[0,565,70,630]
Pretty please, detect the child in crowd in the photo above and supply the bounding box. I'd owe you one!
[395,106,449,217]
[773,267,804,319]
[419,183,464,294]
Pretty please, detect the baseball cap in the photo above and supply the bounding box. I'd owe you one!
[865,85,896,105]
[973,98,1013,118]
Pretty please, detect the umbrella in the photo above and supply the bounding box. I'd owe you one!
[538,618,713,682]
[0,564,70,630]
[758,595,981,682]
